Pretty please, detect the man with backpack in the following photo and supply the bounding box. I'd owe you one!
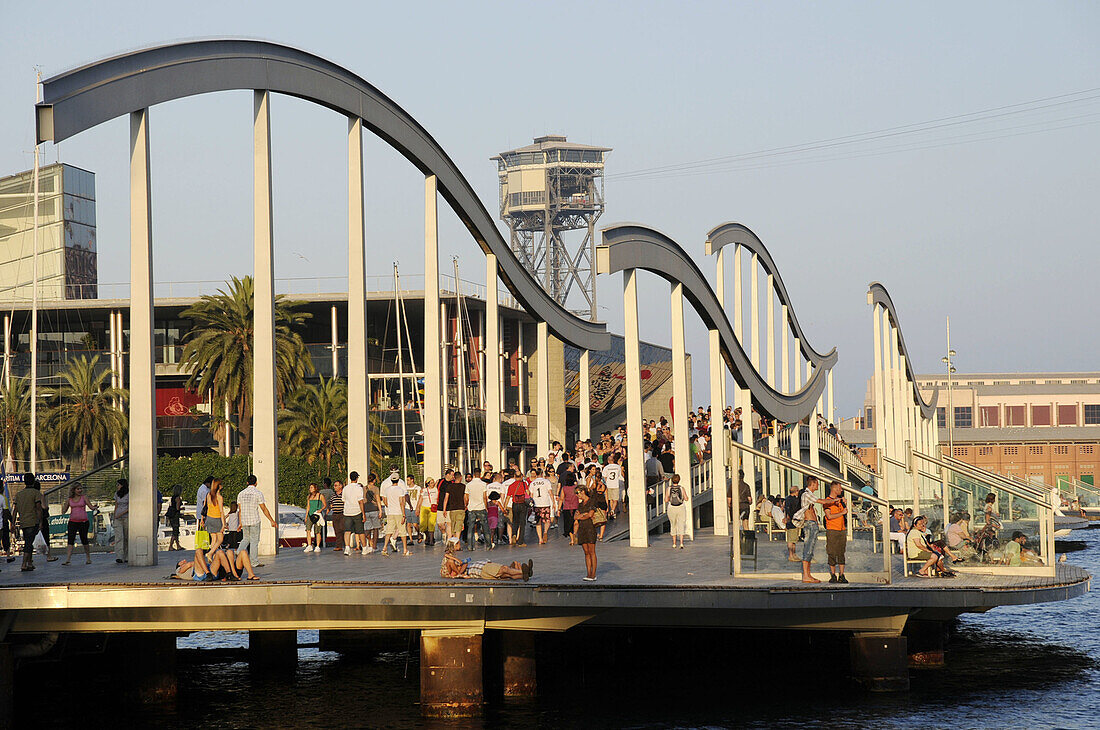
[783,482,803,562]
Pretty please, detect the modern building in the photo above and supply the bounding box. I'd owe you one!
[0,163,98,301]
[842,372,1100,487]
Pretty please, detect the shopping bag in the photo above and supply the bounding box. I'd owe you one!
[195,529,211,551]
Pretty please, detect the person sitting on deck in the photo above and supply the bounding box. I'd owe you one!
[888,508,908,555]
[440,539,531,581]
[1004,531,1043,567]
[905,516,955,578]
[170,547,259,582]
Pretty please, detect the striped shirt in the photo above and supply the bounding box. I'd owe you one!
[237,485,265,527]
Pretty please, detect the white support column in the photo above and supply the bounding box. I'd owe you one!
[880,315,896,464]
[891,327,905,462]
[536,321,550,458]
[579,349,591,442]
[780,306,790,395]
[441,302,451,466]
[253,91,279,556]
[708,328,730,537]
[765,275,778,498]
[347,117,368,475]
[423,175,443,478]
[3,314,11,388]
[671,282,693,539]
[792,339,802,471]
[128,108,157,567]
[110,311,119,459]
[807,361,820,470]
[900,352,910,449]
[749,254,760,374]
[872,305,887,470]
[827,369,834,427]
[716,247,728,418]
[623,269,647,547]
[484,253,502,468]
[330,305,339,377]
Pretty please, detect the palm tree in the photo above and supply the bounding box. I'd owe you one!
[280,378,390,477]
[0,376,32,471]
[43,355,128,471]
[180,276,313,455]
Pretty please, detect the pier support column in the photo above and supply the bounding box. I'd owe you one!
[500,631,537,698]
[346,116,369,475]
[850,633,909,692]
[905,620,946,668]
[249,630,297,671]
[421,630,483,717]
[110,633,177,703]
[0,643,11,727]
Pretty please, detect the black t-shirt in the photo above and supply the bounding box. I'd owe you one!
[659,451,675,475]
[558,468,577,488]
[556,462,571,481]
[441,480,466,511]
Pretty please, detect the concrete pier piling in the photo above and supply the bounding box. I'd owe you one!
[500,631,537,698]
[248,630,298,672]
[420,630,484,717]
[850,633,909,692]
[905,620,947,668]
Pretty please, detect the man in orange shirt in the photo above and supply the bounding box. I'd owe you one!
[823,481,848,584]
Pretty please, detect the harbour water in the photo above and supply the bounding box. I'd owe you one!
[17,529,1100,729]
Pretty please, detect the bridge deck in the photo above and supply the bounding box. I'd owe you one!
[0,532,1088,635]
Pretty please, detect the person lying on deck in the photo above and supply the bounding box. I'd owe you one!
[170,548,259,582]
[440,539,531,581]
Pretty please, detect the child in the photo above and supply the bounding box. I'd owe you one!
[487,491,502,548]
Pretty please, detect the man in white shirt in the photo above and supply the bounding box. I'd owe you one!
[196,476,213,522]
[528,469,554,545]
[236,475,277,566]
[602,454,623,517]
[380,470,411,555]
[342,471,367,555]
[464,471,490,551]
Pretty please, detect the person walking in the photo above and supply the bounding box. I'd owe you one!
[62,483,95,565]
[342,472,366,556]
[166,490,183,551]
[204,478,226,553]
[439,468,466,544]
[13,473,43,572]
[464,470,490,552]
[823,481,849,583]
[329,480,346,552]
[0,487,12,562]
[416,478,439,547]
[574,484,598,581]
[363,472,382,553]
[381,470,412,556]
[529,468,554,545]
[318,478,336,549]
[665,474,688,548]
[237,475,277,566]
[602,453,622,518]
[113,479,129,564]
[504,469,530,546]
[304,482,327,553]
[557,464,579,545]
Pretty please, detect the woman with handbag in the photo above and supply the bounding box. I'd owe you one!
[304,482,327,553]
[665,474,688,549]
[574,485,598,581]
[591,472,610,541]
[204,478,227,553]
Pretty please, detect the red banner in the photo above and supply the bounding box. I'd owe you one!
[156,388,204,416]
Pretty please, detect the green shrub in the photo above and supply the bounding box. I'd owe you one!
[157,451,334,508]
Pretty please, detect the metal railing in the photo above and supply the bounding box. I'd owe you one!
[604,458,711,542]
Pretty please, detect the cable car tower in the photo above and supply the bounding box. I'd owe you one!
[492,135,609,321]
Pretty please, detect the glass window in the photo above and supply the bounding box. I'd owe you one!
[936,407,946,429]
[1005,405,1026,426]
[1058,405,1078,426]
[1032,405,1052,426]
[1084,405,1100,425]
[1004,446,1019,456]
[954,406,972,428]
[980,406,999,427]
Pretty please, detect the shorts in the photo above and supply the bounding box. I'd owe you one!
[385,514,405,536]
[420,507,437,533]
[479,561,503,579]
[344,513,364,535]
[826,529,847,566]
[224,530,242,550]
[67,520,89,546]
[193,571,211,582]
[363,512,382,532]
[607,486,620,501]
[739,508,750,521]
[447,510,465,535]
[405,508,419,526]
[785,527,801,544]
[533,506,552,523]
[206,517,223,533]
[306,516,324,537]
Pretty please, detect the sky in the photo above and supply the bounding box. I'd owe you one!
[1,1,1098,419]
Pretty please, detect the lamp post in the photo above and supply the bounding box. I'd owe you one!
[941,317,957,455]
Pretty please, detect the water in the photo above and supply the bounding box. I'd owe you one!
[17,531,1100,729]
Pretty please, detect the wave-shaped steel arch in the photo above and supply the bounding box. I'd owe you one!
[34,38,610,352]
[598,223,836,423]
[705,222,833,364]
[868,282,938,418]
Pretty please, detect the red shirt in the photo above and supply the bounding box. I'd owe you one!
[507,479,529,501]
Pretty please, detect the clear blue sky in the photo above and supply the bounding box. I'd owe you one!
[2,1,1098,417]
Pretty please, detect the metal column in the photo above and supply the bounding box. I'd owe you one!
[347,117,368,473]
[671,282,693,539]
[579,349,591,442]
[536,321,550,458]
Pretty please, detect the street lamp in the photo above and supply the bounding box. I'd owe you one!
[941,316,957,454]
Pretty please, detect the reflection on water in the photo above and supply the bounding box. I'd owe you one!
[14,531,1100,729]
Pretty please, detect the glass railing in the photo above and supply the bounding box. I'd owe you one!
[727,437,892,584]
[912,450,1055,577]
[1059,476,1100,515]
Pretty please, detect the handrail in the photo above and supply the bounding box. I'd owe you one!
[40,454,127,499]
[912,451,1052,507]
[597,224,835,423]
[936,453,1053,504]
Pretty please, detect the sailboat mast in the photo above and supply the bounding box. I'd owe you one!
[29,70,41,475]
[451,258,473,473]
[393,263,409,479]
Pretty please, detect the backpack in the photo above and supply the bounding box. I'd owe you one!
[784,491,804,526]
[668,484,684,507]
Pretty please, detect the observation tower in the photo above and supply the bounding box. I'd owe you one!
[492,135,609,321]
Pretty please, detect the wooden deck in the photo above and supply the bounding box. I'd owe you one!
[0,531,1089,635]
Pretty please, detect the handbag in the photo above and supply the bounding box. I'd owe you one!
[592,508,607,526]
[195,529,211,551]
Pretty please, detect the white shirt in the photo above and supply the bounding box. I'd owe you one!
[237,485,265,526]
[602,464,622,489]
[196,483,210,516]
[419,485,439,509]
[771,504,787,528]
[465,478,488,511]
[529,478,554,508]
[381,478,407,514]
[342,482,364,516]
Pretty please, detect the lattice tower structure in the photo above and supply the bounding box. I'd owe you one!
[492,135,609,321]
